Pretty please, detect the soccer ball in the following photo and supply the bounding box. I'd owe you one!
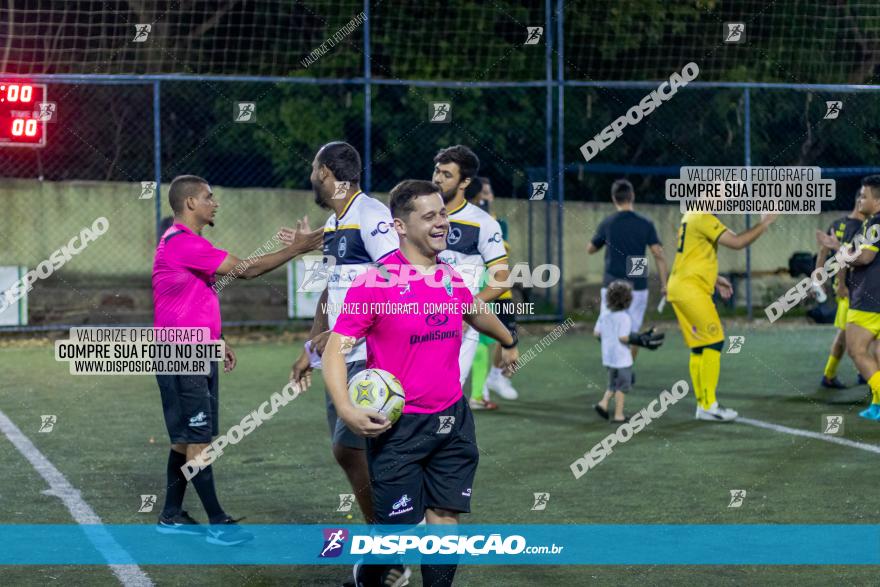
[348,368,406,424]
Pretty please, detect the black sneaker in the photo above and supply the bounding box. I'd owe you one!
[352,562,411,587]
[206,516,254,546]
[156,510,204,535]
[820,376,847,389]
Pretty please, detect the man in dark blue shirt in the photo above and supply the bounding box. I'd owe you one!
[588,179,669,366]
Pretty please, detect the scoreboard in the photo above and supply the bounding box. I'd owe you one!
[0,83,48,147]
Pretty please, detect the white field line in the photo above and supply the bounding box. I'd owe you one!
[737,416,880,454]
[0,410,153,586]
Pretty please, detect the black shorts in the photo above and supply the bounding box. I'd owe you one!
[495,301,518,339]
[156,362,219,444]
[367,395,478,525]
[326,360,367,450]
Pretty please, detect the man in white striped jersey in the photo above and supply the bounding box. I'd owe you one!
[432,145,513,410]
[289,142,399,524]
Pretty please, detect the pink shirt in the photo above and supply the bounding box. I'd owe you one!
[333,249,474,414]
[152,224,228,341]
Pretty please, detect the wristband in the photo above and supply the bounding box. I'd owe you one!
[304,340,323,369]
[500,331,518,349]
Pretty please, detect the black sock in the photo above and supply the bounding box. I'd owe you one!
[189,464,227,523]
[161,449,188,517]
[421,564,457,587]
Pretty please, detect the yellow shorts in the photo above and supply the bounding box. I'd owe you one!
[670,295,724,349]
[847,308,880,338]
[834,297,849,330]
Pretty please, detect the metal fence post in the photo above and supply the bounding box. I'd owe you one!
[556,0,565,320]
[153,80,162,241]
[744,87,752,320]
[544,0,553,307]
[363,0,372,193]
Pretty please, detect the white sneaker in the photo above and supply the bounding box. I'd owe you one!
[486,371,519,400]
[695,402,738,422]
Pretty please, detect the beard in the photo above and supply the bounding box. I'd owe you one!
[440,185,458,203]
[312,180,330,210]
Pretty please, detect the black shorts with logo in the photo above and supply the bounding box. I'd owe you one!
[156,362,219,444]
[367,395,479,525]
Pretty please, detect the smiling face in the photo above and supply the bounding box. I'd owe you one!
[395,192,449,257]
[432,162,468,203]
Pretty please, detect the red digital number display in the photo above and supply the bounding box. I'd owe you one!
[0,83,47,147]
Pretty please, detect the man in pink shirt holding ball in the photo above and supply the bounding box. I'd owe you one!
[323,179,518,587]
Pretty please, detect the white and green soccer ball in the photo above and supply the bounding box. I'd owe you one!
[348,368,406,424]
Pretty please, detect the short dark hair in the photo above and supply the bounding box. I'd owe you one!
[862,175,880,199]
[433,145,480,180]
[168,175,209,213]
[317,141,362,183]
[464,176,483,201]
[611,179,634,204]
[606,280,633,312]
[390,180,441,219]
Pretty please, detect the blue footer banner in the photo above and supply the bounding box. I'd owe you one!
[0,525,878,565]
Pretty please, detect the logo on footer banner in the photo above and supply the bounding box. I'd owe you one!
[319,528,349,558]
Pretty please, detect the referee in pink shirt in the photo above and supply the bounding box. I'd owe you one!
[323,180,518,587]
[152,175,321,545]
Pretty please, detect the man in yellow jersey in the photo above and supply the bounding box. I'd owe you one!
[666,211,777,421]
[815,192,865,389]
[818,176,880,420]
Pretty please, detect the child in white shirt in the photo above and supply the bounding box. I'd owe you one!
[593,280,664,422]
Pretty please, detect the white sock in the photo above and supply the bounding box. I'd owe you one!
[490,366,503,378]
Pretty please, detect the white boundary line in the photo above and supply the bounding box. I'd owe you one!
[737,416,880,454]
[0,410,153,586]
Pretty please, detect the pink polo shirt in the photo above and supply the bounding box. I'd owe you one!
[152,224,228,341]
[333,249,474,414]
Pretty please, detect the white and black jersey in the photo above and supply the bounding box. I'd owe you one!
[437,200,508,294]
[322,191,399,363]
[437,199,509,385]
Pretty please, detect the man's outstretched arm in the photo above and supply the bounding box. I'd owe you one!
[217,218,323,278]
[717,214,777,250]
